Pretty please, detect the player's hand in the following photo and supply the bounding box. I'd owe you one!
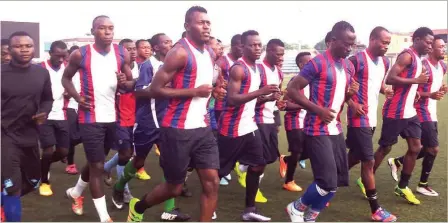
[260,84,280,96]
[271,92,282,101]
[212,86,227,101]
[439,84,448,94]
[63,90,71,99]
[317,107,337,124]
[415,73,429,84]
[116,72,127,85]
[32,112,47,125]
[276,100,287,111]
[384,87,394,99]
[430,91,445,100]
[414,91,421,102]
[77,95,91,110]
[194,84,213,98]
[349,102,366,117]
[348,78,359,95]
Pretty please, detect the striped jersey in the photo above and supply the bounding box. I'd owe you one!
[40,60,69,120]
[116,61,139,127]
[78,43,124,123]
[67,71,80,110]
[161,38,215,129]
[254,60,283,124]
[284,75,309,130]
[415,59,447,122]
[347,50,390,127]
[300,50,354,136]
[219,58,260,137]
[383,48,423,119]
[214,54,238,111]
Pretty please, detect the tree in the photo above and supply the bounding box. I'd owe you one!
[314,39,327,51]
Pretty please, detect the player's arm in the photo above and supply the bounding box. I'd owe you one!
[134,62,154,98]
[282,93,302,111]
[227,65,277,106]
[149,46,201,98]
[386,52,425,85]
[118,49,136,91]
[39,70,54,114]
[62,50,82,102]
[287,61,323,114]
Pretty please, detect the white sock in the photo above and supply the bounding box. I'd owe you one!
[104,153,119,173]
[71,176,88,198]
[238,164,248,173]
[185,169,194,182]
[116,165,130,192]
[259,173,264,184]
[93,196,110,222]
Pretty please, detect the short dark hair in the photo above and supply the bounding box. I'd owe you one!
[1,39,8,46]
[135,39,148,48]
[185,6,207,23]
[369,26,389,39]
[119,38,133,46]
[68,45,79,54]
[267,39,285,49]
[150,33,166,48]
[295,52,311,67]
[331,21,355,39]
[433,35,445,42]
[92,15,109,28]
[231,34,242,46]
[182,31,187,38]
[217,39,222,43]
[241,30,259,45]
[324,31,332,43]
[50,40,67,52]
[8,31,32,44]
[412,27,434,42]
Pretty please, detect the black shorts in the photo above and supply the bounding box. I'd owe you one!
[1,134,40,195]
[134,124,160,159]
[274,110,281,126]
[218,130,265,178]
[38,119,70,149]
[67,108,81,143]
[421,121,438,148]
[286,129,306,154]
[79,123,116,163]
[378,116,421,147]
[305,134,349,191]
[115,125,134,150]
[257,124,279,164]
[159,127,219,184]
[346,127,376,161]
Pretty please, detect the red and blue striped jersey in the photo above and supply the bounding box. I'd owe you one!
[161,38,215,129]
[214,54,238,111]
[78,43,124,124]
[115,62,139,127]
[284,75,309,131]
[382,48,423,119]
[300,50,354,136]
[254,60,283,124]
[415,59,447,122]
[347,50,390,127]
[219,58,261,137]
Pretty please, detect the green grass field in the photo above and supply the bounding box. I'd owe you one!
[22,78,447,222]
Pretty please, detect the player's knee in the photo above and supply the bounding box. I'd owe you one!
[167,183,184,197]
[203,176,220,195]
[361,159,375,170]
[57,147,69,158]
[408,140,422,155]
[427,146,439,156]
[378,145,392,155]
[249,165,265,173]
[88,162,104,173]
[41,147,53,158]
[133,157,145,169]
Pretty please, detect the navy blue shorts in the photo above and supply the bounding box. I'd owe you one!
[346,127,375,161]
[79,123,116,163]
[38,119,70,149]
[257,124,279,164]
[421,121,438,148]
[305,134,349,191]
[217,130,265,178]
[133,124,159,159]
[67,108,81,143]
[115,125,134,150]
[286,129,306,154]
[274,110,281,127]
[378,116,421,147]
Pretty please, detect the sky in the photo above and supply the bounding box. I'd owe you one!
[0,1,447,46]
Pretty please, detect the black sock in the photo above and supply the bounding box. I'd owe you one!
[420,153,436,184]
[394,156,403,167]
[366,189,380,213]
[41,155,52,184]
[134,195,151,214]
[67,144,75,165]
[285,154,300,184]
[245,168,262,208]
[398,172,411,189]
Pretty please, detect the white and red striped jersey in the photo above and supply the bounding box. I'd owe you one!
[254,59,283,124]
[40,60,69,120]
[383,48,422,119]
[415,59,447,122]
[161,38,215,129]
[77,43,124,123]
[67,71,80,110]
[284,80,309,130]
[219,58,261,137]
[347,50,390,127]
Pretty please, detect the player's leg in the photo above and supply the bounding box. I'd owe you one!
[374,117,402,175]
[416,122,439,196]
[38,120,58,196]
[394,117,422,205]
[256,124,279,202]
[281,129,304,192]
[66,108,80,174]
